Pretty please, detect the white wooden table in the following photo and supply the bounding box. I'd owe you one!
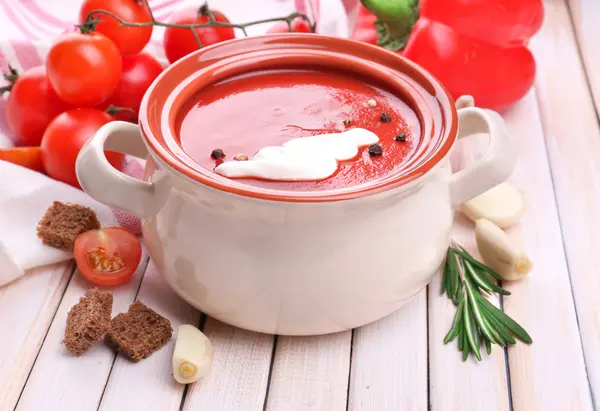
[1,0,599,409]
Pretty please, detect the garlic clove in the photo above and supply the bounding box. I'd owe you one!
[172,324,213,384]
[461,183,526,229]
[475,219,532,281]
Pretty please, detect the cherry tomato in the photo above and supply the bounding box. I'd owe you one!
[78,0,153,55]
[3,66,70,146]
[163,6,235,64]
[351,5,378,45]
[74,227,142,286]
[266,18,312,34]
[46,31,122,107]
[100,53,163,122]
[41,108,125,188]
[0,147,44,173]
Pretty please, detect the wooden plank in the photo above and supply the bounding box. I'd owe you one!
[428,226,510,411]
[266,331,351,411]
[348,290,427,411]
[531,0,600,406]
[428,136,510,411]
[0,262,73,411]
[500,92,593,411]
[183,318,274,411]
[568,0,600,117]
[15,253,149,411]
[98,262,200,411]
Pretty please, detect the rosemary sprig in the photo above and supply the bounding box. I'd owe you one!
[442,244,532,361]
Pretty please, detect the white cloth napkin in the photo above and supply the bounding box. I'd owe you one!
[0,161,123,286]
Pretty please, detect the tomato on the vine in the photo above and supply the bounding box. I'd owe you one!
[46,31,122,107]
[40,108,125,188]
[266,18,312,34]
[163,6,235,64]
[74,227,142,286]
[100,53,163,122]
[2,66,70,146]
[78,0,153,55]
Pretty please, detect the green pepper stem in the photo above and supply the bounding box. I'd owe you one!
[361,0,419,42]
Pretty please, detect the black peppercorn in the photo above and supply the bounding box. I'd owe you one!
[211,148,224,159]
[368,143,383,156]
[395,133,407,142]
[343,119,352,127]
[380,112,392,123]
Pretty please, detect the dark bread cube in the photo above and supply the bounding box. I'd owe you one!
[105,300,173,362]
[37,201,100,251]
[64,288,113,356]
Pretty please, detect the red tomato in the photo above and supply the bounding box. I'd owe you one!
[3,66,70,146]
[78,0,153,55]
[100,53,163,122]
[74,227,142,286]
[163,6,235,64]
[266,18,312,34]
[351,5,378,45]
[46,31,122,107]
[0,147,44,173]
[40,108,125,188]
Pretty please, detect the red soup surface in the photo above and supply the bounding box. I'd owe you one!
[177,69,420,191]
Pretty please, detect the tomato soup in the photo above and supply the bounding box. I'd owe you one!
[177,69,420,191]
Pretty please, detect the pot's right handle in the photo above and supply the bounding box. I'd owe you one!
[76,121,156,218]
[449,97,517,206]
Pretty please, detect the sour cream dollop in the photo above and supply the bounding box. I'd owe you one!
[214,128,379,181]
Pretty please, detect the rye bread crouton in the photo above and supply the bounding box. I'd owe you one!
[105,300,172,362]
[64,288,113,356]
[37,201,100,251]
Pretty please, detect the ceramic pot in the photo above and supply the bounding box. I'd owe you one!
[76,34,516,335]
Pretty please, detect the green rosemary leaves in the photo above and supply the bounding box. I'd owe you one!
[442,246,532,361]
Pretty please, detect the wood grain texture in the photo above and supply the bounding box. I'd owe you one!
[98,262,200,411]
[428,133,510,411]
[531,0,600,406]
[266,331,351,411]
[347,290,427,411]
[14,254,149,411]
[0,262,73,411]
[568,0,600,117]
[183,318,274,411]
[500,92,593,411]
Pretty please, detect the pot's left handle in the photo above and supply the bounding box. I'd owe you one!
[449,97,517,205]
[76,121,156,219]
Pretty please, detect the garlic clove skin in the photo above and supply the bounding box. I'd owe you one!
[475,219,533,281]
[461,183,526,229]
[172,324,213,384]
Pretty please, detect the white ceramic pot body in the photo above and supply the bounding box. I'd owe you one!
[76,36,516,335]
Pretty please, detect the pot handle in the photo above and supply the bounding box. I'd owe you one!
[449,98,517,206]
[76,121,156,218]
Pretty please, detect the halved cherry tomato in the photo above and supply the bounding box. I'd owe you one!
[266,18,312,34]
[100,53,163,122]
[0,147,44,173]
[3,66,70,146]
[46,31,122,107]
[40,108,125,188]
[163,6,235,64]
[78,0,153,55]
[74,227,142,286]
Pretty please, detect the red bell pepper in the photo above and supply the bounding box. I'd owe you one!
[357,0,544,111]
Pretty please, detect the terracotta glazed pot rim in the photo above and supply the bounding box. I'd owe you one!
[139,34,458,203]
